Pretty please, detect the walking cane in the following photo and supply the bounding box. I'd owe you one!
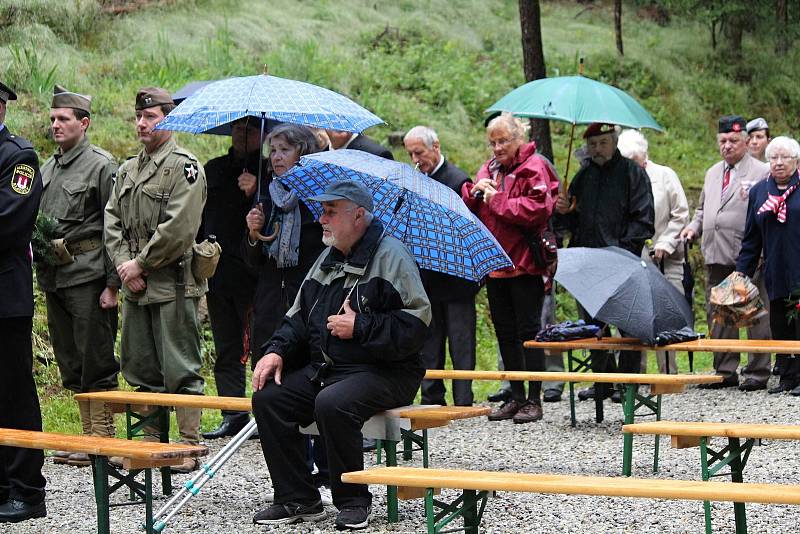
[150,419,259,532]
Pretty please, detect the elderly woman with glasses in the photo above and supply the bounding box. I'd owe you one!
[736,136,800,395]
[462,112,560,424]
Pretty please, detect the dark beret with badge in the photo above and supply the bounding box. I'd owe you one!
[51,84,92,114]
[583,122,616,139]
[718,115,746,134]
[135,87,174,110]
[0,81,17,104]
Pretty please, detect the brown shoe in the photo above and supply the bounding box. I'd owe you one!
[66,452,91,467]
[512,402,543,424]
[170,457,200,474]
[487,400,521,421]
[52,450,72,465]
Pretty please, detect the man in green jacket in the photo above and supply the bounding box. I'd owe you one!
[37,85,120,466]
[104,87,207,473]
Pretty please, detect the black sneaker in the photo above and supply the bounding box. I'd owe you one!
[253,502,326,525]
[335,505,371,530]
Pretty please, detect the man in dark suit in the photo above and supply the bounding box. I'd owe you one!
[326,129,394,160]
[0,81,47,523]
[404,126,477,406]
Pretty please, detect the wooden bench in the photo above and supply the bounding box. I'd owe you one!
[301,404,490,521]
[0,428,206,534]
[342,466,800,534]
[425,370,720,476]
[623,420,800,533]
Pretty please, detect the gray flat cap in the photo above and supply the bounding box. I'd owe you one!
[309,180,374,211]
[746,117,769,134]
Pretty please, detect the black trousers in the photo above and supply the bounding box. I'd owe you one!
[486,275,545,403]
[253,363,422,508]
[207,291,252,419]
[0,317,46,504]
[419,296,476,406]
[770,298,800,388]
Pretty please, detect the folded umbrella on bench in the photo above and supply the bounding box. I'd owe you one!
[653,327,703,346]
[534,320,602,342]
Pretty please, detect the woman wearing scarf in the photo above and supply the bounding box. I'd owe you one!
[736,136,800,395]
[462,113,559,424]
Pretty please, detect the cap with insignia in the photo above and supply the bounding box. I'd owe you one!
[718,115,746,134]
[0,81,18,103]
[51,84,92,114]
[135,87,174,111]
[746,117,769,134]
[583,122,616,139]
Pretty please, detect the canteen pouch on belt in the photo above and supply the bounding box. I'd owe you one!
[191,239,222,280]
[50,238,75,266]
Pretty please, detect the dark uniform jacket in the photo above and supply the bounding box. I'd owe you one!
[422,158,479,302]
[557,149,655,255]
[0,126,43,318]
[200,149,260,299]
[264,219,431,371]
[348,134,394,160]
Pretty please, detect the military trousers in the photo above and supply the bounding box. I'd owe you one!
[0,317,46,504]
[120,296,204,396]
[45,278,119,393]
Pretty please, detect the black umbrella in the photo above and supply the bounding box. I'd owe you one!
[554,246,694,344]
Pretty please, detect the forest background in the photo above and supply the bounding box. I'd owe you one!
[2,0,798,435]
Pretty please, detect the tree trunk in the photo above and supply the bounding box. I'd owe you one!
[776,0,789,55]
[722,11,745,59]
[614,0,624,56]
[710,19,717,50]
[518,0,553,162]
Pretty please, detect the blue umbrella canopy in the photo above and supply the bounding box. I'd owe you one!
[156,74,383,135]
[554,246,693,344]
[279,149,513,282]
[487,75,663,131]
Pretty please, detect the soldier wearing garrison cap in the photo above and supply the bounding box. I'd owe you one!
[555,121,655,402]
[37,85,121,466]
[0,80,48,523]
[104,87,207,471]
[681,115,772,391]
[746,117,770,163]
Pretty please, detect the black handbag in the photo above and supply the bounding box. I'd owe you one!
[527,226,558,275]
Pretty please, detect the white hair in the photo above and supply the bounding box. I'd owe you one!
[617,129,649,160]
[403,126,439,149]
[765,136,800,160]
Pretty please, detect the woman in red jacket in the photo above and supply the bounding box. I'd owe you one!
[462,113,559,423]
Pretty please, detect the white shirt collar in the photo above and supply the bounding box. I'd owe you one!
[341,133,359,150]
[428,154,445,176]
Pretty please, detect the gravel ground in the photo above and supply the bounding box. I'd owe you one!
[10,376,800,534]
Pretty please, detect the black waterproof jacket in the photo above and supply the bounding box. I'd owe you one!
[263,219,431,371]
[556,150,654,255]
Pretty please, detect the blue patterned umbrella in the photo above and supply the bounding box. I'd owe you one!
[156,74,383,135]
[279,149,512,282]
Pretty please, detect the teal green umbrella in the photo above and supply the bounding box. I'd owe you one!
[487,75,663,131]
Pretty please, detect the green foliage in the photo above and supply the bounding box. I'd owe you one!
[31,212,59,265]
[6,42,58,97]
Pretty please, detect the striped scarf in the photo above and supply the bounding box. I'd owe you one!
[756,180,798,223]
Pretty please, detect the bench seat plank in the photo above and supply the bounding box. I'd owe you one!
[341,467,800,505]
[394,406,491,421]
[74,391,251,412]
[423,370,721,385]
[623,421,800,441]
[0,429,207,462]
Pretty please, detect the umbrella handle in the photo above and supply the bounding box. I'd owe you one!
[560,123,578,213]
[254,222,281,242]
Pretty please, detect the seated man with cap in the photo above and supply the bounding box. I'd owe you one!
[251,180,431,530]
[555,122,655,402]
[747,117,770,163]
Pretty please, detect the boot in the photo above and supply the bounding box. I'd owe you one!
[172,407,202,473]
[90,390,117,438]
[66,399,93,467]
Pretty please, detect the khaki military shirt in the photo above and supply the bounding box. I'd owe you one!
[104,137,207,305]
[38,136,119,292]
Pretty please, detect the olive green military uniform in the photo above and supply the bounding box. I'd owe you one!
[104,136,207,442]
[38,135,120,398]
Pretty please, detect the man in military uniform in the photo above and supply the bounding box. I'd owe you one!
[37,86,120,467]
[200,117,261,439]
[0,81,47,522]
[104,87,207,472]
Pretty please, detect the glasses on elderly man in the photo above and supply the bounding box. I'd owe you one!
[768,154,797,162]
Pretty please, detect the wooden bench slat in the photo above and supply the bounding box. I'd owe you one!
[74,391,252,412]
[623,421,800,441]
[394,406,491,421]
[423,370,721,385]
[341,467,800,505]
[0,429,207,461]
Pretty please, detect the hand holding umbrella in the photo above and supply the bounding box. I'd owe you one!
[246,203,280,243]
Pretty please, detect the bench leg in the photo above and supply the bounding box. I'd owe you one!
[622,384,635,477]
[566,349,578,428]
[399,429,430,467]
[425,488,435,534]
[700,437,713,534]
[461,490,480,534]
[698,436,755,534]
[728,437,748,534]
[384,440,399,522]
[653,394,662,474]
[125,405,173,497]
[423,488,488,533]
[92,456,111,534]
